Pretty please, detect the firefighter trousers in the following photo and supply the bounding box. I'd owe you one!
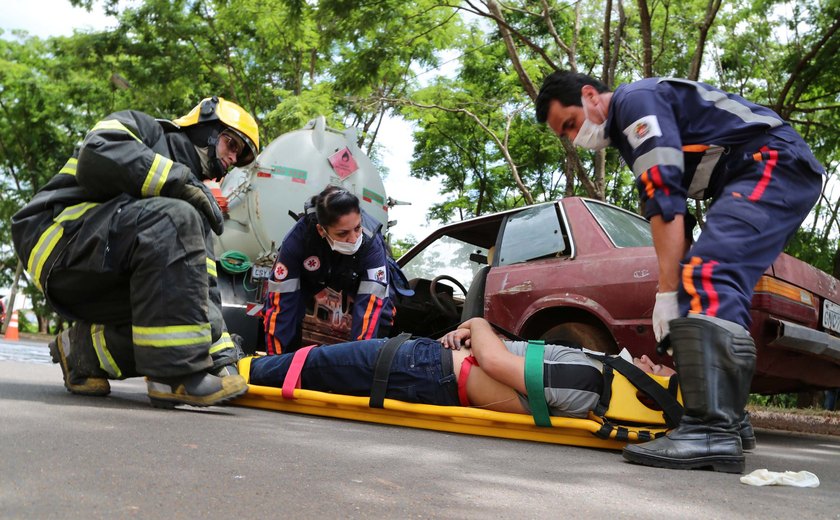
[45,196,237,379]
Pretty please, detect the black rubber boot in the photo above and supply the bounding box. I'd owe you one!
[146,371,247,408]
[48,327,111,396]
[623,316,756,473]
[739,411,756,451]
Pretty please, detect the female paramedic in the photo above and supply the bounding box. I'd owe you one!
[263,185,397,354]
[249,317,679,418]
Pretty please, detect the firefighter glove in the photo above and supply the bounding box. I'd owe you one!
[652,291,679,342]
[174,182,225,235]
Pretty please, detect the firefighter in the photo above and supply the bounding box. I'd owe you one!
[535,71,823,473]
[263,185,398,354]
[12,96,260,408]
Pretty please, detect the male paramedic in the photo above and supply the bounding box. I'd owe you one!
[535,71,823,473]
[12,96,260,408]
[250,317,677,418]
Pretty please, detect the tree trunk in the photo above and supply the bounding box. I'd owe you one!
[636,0,653,77]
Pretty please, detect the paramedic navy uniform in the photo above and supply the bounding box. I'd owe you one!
[263,209,396,354]
[605,78,824,329]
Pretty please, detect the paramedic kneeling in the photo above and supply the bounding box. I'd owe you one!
[263,186,398,354]
[249,318,675,418]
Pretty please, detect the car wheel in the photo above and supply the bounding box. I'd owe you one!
[540,322,618,355]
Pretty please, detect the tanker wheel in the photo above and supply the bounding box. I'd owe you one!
[540,322,618,355]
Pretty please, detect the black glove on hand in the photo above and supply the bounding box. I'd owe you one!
[173,182,225,235]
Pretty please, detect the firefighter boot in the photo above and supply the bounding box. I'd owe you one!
[48,328,111,396]
[146,371,247,409]
[623,316,756,473]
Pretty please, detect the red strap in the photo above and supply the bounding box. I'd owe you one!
[458,355,479,407]
[282,345,317,399]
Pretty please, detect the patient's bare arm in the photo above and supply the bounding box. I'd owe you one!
[457,318,527,395]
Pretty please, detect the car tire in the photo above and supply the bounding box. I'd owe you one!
[540,322,618,355]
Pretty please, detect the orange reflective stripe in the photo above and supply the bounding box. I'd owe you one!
[266,291,282,354]
[641,170,655,199]
[682,256,704,314]
[682,144,710,153]
[357,297,377,340]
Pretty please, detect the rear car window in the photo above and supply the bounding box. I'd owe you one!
[498,204,567,266]
[585,200,653,248]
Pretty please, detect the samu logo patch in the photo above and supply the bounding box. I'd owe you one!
[623,115,662,149]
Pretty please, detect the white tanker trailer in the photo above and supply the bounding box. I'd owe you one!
[213,116,395,351]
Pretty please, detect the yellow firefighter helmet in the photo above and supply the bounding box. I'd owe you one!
[173,96,260,167]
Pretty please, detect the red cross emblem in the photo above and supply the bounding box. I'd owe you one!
[273,262,288,280]
[303,256,321,271]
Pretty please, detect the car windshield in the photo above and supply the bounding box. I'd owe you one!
[400,235,486,297]
[585,200,653,248]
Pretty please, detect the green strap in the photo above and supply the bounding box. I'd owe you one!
[524,340,552,427]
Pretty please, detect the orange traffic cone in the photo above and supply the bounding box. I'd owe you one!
[4,310,20,341]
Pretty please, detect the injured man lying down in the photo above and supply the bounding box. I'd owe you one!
[249,317,676,418]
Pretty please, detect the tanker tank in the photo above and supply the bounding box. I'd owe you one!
[215,115,389,263]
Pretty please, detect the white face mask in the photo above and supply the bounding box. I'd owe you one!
[573,96,611,151]
[326,231,363,255]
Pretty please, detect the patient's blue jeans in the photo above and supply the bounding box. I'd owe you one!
[249,338,460,406]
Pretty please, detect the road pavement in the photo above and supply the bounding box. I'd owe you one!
[1,339,838,519]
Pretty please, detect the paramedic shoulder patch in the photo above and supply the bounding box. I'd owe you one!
[367,265,387,283]
[623,115,662,149]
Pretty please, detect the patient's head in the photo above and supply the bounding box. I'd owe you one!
[633,355,676,377]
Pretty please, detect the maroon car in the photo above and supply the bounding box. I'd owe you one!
[394,197,840,394]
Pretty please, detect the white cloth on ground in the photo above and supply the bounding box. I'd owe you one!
[740,469,819,488]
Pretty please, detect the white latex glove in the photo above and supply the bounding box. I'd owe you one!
[653,291,679,342]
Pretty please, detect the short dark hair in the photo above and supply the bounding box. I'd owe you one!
[535,71,611,123]
[313,185,360,228]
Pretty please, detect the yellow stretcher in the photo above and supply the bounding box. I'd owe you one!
[231,355,682,450]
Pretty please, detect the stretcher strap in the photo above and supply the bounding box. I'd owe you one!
[369,333,412,409]
[525,340,552,427]
[282,345,316,399]
[458,355,479,407]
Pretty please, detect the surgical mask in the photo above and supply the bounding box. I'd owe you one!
[573,96,611,151]
[326,231,363,255]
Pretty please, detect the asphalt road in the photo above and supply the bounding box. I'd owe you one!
[1,338,838,519]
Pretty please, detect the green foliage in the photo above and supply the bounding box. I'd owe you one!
[3,0,840,340]
[749,393,799,409]
[388,235,417,259]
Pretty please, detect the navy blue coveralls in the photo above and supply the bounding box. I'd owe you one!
[263,209,396,354]
[606,78,824,329]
